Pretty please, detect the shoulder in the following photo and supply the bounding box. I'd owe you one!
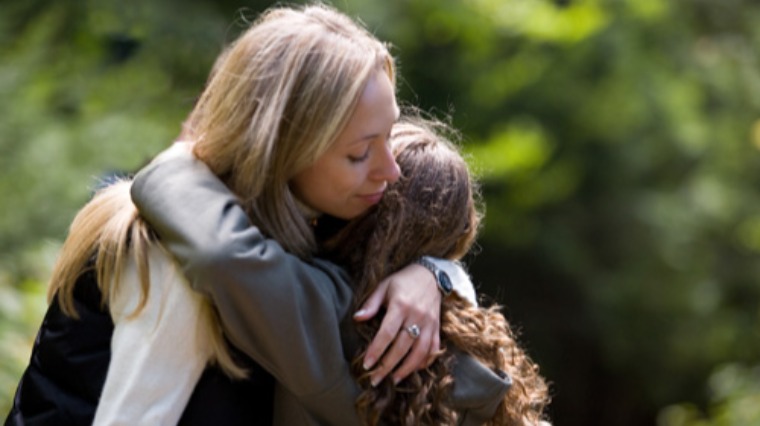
[110,243,201,321]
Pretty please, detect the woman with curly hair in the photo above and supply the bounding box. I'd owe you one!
[323,119,551,425]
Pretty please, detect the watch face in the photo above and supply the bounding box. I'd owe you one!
[438,271,453,294]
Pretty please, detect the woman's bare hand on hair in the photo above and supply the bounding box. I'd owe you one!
[353,263,442,386]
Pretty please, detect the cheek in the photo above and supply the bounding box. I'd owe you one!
[292,169,341,210]
[331,170,360,194]
[292,162,367,209]
[291,168,322,203]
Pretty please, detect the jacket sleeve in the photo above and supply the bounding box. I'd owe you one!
[131,147,511,425]
[130,148,362,426]
[94,246,213,425]
[449,349,513,426]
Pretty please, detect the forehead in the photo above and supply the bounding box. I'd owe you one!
[332,70,399,149]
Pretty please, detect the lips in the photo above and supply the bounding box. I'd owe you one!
[358,190,385,205]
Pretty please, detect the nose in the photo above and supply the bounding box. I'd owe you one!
[373,143,401,183]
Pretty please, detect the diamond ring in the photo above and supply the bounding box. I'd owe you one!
[406,324,421,339]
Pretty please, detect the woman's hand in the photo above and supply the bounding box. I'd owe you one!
[353,263,442,386]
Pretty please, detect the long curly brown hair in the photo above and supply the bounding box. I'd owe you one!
[324,117,550,425]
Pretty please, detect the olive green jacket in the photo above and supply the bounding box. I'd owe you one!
[130,149,511,425]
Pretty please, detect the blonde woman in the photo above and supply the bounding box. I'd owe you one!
[130,117,549,425]
[7,5,484,426]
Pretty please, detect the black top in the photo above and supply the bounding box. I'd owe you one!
[5,268,274,426]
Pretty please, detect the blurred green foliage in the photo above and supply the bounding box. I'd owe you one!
[2,0,760,425]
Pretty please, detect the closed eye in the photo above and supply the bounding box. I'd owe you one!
[348,148,370,163]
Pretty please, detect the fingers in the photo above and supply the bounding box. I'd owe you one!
[368,323,438,386]
[425,330,441,368]
[362,303,403,371]
[354,281,389,322]
[368,331,415,386]
[360,263,445,385]
[366,304,439,385]
[387,327,434,384]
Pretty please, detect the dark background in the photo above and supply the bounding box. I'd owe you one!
[2,1,760,424]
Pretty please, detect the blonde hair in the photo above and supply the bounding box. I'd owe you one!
[187,3,395,258]
[47,181,246,378]
[47,3,394,379]
[324,117,550,425]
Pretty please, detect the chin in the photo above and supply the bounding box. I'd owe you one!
[333,208,368,221]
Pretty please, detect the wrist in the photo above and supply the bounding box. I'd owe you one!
[416,256,454,297]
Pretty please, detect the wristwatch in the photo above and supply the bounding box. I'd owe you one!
[415,256,454,297]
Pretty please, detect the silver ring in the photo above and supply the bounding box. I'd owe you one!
[405,324,421,339]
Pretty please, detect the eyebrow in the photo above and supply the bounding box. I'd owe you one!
[352,114,400,145]
[351,134,381,146]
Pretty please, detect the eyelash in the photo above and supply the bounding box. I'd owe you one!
[348,149,370,163]
[348,131,391,163]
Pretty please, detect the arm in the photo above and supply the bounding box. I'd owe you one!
[93,245,212,425]
[131,147,509,424]
[131,149,362,425]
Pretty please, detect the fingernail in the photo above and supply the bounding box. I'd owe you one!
[393,376,400,385]
[371,376,381,387]
[363,357,375,370]
[353,309,366,318]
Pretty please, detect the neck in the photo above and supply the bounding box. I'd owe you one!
[294,197,321,222]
